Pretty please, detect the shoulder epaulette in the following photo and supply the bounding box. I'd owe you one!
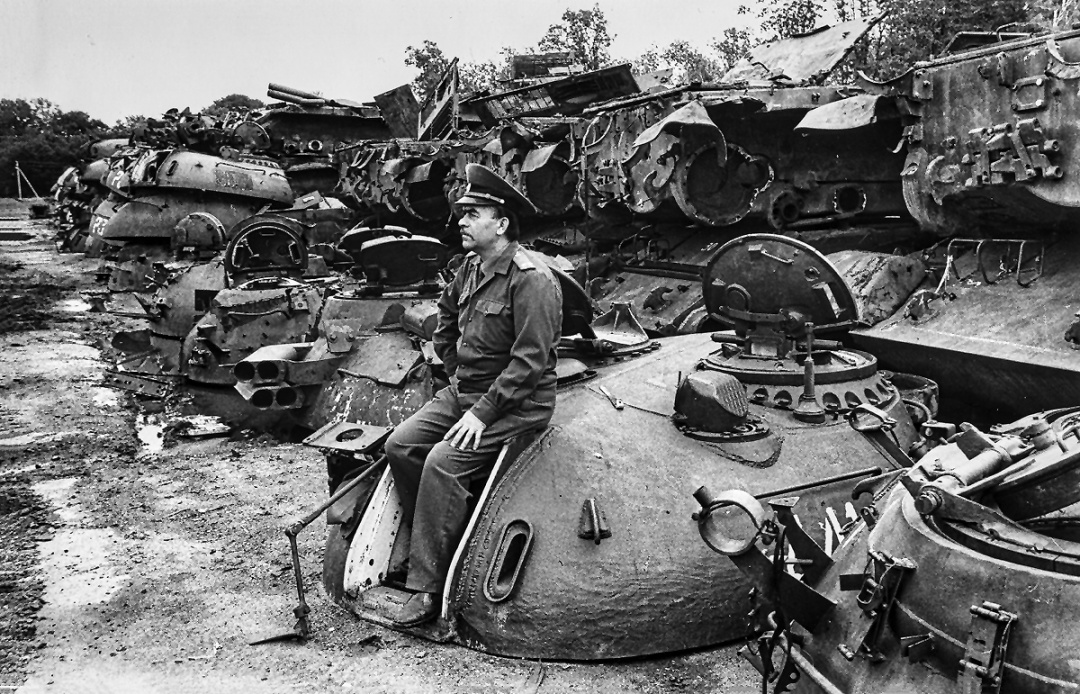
[512,249,536,270]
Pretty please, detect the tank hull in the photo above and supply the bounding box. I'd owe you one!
[897,28,1080,234]
[86,193,265,256]
[853,234,1080,418]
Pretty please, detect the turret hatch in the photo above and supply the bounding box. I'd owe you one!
[704,233,859,341]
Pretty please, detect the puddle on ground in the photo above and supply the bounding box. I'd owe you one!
[136,413,164,454]
[91,387,120,409]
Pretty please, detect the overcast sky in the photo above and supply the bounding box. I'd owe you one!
[1,0,753,124]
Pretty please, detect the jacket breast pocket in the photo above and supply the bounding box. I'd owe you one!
[470,299,512,352]
[476,299,507,316]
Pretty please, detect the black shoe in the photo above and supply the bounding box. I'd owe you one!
[384,564,408,586]
[393,591,439,627]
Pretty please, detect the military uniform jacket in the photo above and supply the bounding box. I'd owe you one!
[434,242,562,426]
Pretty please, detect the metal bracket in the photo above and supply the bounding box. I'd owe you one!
[959,601,1017,694]
[839,550,916,661]
[302,420,393,455]
[900,633,935,662]
[1012,76,1047,112]
[848,404,914,471]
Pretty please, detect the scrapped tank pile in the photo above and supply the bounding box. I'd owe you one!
[43,18,1080,687]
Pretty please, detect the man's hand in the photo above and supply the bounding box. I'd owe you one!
[445,411,487,451]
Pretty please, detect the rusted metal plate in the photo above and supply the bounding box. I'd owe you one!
[468,64,639,125]
[303,420,394,454]
[828,250,926,325]
[418,59,460,140]
[145,260,227,339]
[898,28,1080,234]
[104,370,171,398]
[632,100,722,149]
[796,94,894,131]
[340,332,421,387]
[255,106,391,148]
[300,358,434,432]
[587,228,722,335]
[374,84,421,139]
[723,18,881,85]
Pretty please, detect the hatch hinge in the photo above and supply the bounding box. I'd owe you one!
[959,601,1017,694]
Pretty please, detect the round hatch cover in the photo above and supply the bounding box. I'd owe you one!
[703,233,858,334]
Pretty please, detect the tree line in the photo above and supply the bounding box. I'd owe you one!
[406,0,1066,98]
[0,94,265,199]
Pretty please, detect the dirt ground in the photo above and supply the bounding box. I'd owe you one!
[0,204,760,694]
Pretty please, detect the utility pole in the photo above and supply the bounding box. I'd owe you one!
[14,161,40,199]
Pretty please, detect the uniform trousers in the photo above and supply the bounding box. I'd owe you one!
[385,384,554,593]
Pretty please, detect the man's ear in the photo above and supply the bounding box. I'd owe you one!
[496,216,508,235]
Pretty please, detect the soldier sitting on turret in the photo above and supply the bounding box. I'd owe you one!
[385,164,563,627]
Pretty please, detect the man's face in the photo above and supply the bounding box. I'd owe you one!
[457,204,506,253]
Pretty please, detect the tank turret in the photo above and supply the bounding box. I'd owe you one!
[232,226,449,430]
[85,149,294,257]
[316,234,935,660]
[182,218,327,385]
[697,406,1080,693]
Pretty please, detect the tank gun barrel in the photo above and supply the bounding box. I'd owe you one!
[266,89,326,108]
[267,83,321,100]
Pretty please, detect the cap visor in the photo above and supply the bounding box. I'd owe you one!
[453,194,500,207]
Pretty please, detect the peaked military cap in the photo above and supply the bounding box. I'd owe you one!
[454,163,538,216]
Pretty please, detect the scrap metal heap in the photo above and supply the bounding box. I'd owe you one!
[63,84,390,259]
[696,405,1080,693]
[72,18,1080,670]
[579,19,907,232]
[332,19,923,337]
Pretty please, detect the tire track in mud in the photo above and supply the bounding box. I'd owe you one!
[0,222,137,689]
